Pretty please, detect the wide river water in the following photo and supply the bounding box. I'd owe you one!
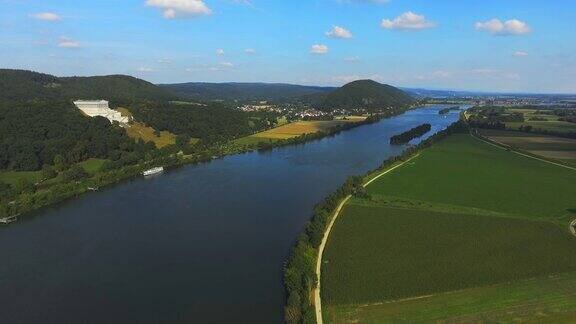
[0,105,460,323]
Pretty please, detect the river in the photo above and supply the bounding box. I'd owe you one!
[0,105,461,323]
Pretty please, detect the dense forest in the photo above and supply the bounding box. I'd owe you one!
[160,82,334,103]
[390,123,432,145]
[318,80,415,112]
[0,69,178,171]
[0,100,154,171]
[0,69,176,105]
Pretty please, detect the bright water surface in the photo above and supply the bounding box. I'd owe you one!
[0,106,461,323]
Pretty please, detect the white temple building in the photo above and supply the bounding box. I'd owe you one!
[73,100,130,124]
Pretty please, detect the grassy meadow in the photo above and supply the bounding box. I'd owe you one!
[322,133,576,323]
[117,107,180,148]
[365,134,576,222]
[78,158,108,174]
[0,170,43,186]
[124,122,177,148]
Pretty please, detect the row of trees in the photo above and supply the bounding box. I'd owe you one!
[283,119,469,324]
[516,125,576,139]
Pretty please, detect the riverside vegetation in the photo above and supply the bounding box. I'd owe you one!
[283,119,469,324]
[0,70,416,221]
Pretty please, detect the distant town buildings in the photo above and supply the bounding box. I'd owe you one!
[73,100,130,124]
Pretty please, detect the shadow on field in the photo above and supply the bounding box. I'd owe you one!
[567,208,576,214]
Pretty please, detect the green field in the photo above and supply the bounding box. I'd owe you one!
[480,107,576,133]
[79,158,109,174]
[0,170,43,186]
[322,134,576,323]
[232,135,280,146]
[508,120,576,133]
[365,134,576,223]
[0,159,109,188]
[327,271,576,323]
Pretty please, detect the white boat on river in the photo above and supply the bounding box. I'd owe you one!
[143,166,164,177]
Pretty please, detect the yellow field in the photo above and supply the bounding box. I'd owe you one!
[252,120,358,139]
[335,115,368,122]
[124,122,176,148]
[117,108,177,148]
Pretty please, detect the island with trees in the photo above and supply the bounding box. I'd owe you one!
[390,123,432,145]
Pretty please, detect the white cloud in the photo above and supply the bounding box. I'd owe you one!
[338,0,389,4]
[157,58,172,64]
[513,51,529,57]
[145,0,212,19]
[310,44,328,54]
[216,48,225,55]
[58,37,80,48]
[475,19,531,36]
[137,67,154,72]
[344,56,360,62]
[381,11,436,30]
[30,12,61,21]
[245,48,256,54]
[326,26,353,39]
[209,64,232,72]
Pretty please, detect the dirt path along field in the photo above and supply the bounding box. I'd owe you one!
[314,154,420,324]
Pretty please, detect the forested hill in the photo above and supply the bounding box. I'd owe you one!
[0,69,176,105]
[160,82,335,103]
[0,69,280,172]
[0,69,165,171]
[318,80,414,112]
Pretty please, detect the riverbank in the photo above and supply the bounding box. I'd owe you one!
[284,118,469,324]
[0,109,410,224]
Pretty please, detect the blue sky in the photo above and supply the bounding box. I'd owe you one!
[1,0,575,93]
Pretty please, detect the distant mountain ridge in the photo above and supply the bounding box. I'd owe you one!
[0,69,176,105]
[160,82,335,103]
[318,80,414,111]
